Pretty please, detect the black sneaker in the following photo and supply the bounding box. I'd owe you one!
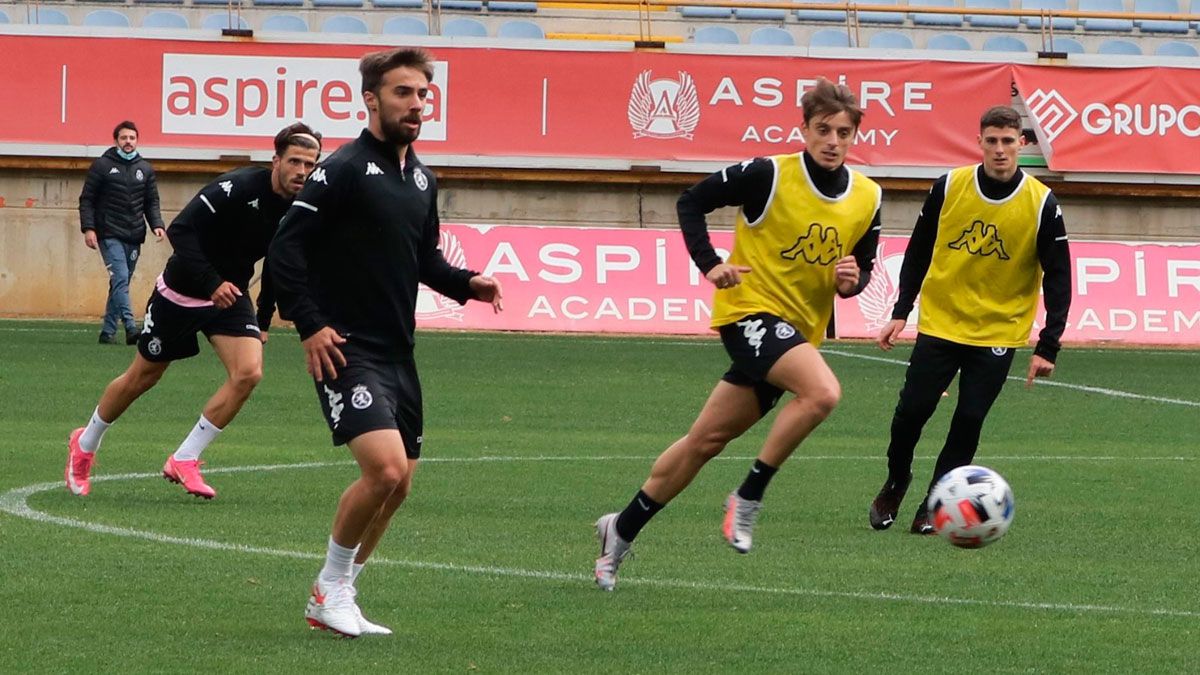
[910,501,936,535]
[98,332,117,345]
[125,327,140,345]
[868,472,911,530]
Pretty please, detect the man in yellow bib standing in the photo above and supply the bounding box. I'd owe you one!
[868,106,1072,535]
[593,79,883,590]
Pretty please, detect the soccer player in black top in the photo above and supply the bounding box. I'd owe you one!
[868,106,1072,534]
[269,48,503,638]
[65,123,321,500]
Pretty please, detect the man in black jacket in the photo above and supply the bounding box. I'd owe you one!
[270,48,503,638]
[79,121,166,344]
[66,123,321,502]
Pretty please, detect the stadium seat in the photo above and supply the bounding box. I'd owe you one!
[858,0,906,24]
[1156,40,1200,56]
[910,0,965,27]
[83,9,130,27]
[143,11,189,28]
[694,25,740,43]
[193,0,235,5]
[796,0,848,22]
[32,8,70,25]
[313,0,364,7]
[1020,0,1077,31]
[441,0,485,9]
[490,1,538,10]
[736,7,790,20]
[442,17,488,36]
[869,31,915,48]
[1047,36,1086,52]
[373,0,426,6]
[982,34,1029,50]
[809,28,852,46]
[497,19,544,38]
[201,13,250,30]
[1079,0,1134,31]
[1098,38,1143,53]
[927,32,972,49]
[255,0,305,7]
[0,10,8,23]
[383,16,429,34]
[262,14,308,31]
[1134,0,1190,33]
[967,0,1020,27]
[322,15,369,32]
[680,5,732,17]
[749,26,796,45]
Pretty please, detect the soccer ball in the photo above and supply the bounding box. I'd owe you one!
[927,465,1014,549]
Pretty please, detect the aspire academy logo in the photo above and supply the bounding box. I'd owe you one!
[628,70,701,140]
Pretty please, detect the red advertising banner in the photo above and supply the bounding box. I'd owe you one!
[0,34,1009,167]
[1015,64,1200,175]
[423,225,1200,346]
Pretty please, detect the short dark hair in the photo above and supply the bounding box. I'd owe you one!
[112,121,138,140]
[273,122,322,157]
[980,106,1021,132]
[801,78,863,129]
[359,48,435,95]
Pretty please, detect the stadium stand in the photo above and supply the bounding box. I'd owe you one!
[262,14,308,31]
[810,27,852,46]
[735,6,789,20]
[869,30,916,47]
[910,0,966,26]
[748,25,795,44]
[966,0,1022,28]
[32,8,70,25]
[693,25,739,43]
[497,18,544,37]
[1020,0,1077,30]
[143,11,189,28]
[1098,37,1144,52]
[1079,0,1136,31]
[442,16,488,36]
[795,0,848,22]
[1156,39,1200,54]
[440,0,485,9]
[680,5,731,18]
[321,14,369,32]
[313,0,366,8]
[491,2,537,10]
[373,0,426,6]
[257,0,306,7]
[982,34,1028,49]
[0,10,7,23]
[382,15,429,34]
[83,9,131,27]
[1047,35,1087,52]
[1134,0,1190,32]
[927,32,973,48]
[859,0,908,24]
[201,13,250,29]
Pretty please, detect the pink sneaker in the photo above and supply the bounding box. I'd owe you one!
[65,427,96,496]
[162,456,216,499]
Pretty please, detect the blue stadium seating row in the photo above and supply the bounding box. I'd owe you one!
[684,0,1198,33]
[734,26,1198,53]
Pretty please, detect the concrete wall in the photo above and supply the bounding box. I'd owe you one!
[1,166,1195,321]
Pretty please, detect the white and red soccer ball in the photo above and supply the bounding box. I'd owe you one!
[927,465,1015,548]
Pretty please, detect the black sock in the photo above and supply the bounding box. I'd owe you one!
[614,490,664,542]
[736,459,779,502]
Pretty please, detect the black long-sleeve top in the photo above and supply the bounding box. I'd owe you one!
[677,152,880,296]
[269,130,477,359]
[892,166,1072,362]
[161,166,289,330]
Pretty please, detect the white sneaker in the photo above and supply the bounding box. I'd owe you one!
[594,513,632,592]
[353,604,393,636]
[304,578,362,638]
[722,492,763,554]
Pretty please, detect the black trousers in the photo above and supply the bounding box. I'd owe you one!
[885,333,1016,499]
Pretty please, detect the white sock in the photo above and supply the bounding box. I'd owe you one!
[78,408,111,454]
[172,415,222,462]
[319,537,359,586]
[351,563,365,585]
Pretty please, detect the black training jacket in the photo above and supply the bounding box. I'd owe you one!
[79,147,164,244]
[269,130,477,358]
[161,166,290,330]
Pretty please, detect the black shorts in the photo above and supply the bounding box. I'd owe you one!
[718,312,809,416]
[137,290,261,362]
[313,346,423,458]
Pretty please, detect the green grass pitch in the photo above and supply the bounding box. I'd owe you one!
[1,320,1197,672]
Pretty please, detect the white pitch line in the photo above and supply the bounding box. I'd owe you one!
[2,462,1198,620]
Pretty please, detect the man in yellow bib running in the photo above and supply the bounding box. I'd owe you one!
[868,105,1072,535]
[593,79,882,590]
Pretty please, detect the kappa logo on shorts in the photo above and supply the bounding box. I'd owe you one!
[351,384,373,410]
[324,385,343,429]
[147,337,162,356]
[992,347,1009,357]
[737,318,767,357]
[774,322,796,340]
[142,306,155,334]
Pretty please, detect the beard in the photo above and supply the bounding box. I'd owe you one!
[379,114,421,146]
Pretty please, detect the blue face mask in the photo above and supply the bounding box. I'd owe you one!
[116,147,139,160]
